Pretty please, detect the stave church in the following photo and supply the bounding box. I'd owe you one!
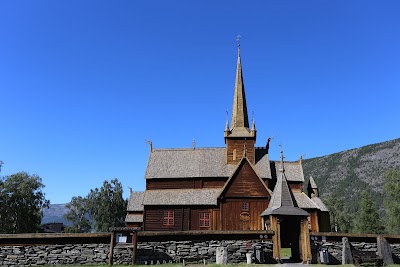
[125,43,330,236]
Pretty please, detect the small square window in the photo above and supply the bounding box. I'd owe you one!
[199,212,210,227]
[163,211,174,226]
[242,202,249,211]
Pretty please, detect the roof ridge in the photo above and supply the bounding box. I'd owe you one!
[146,188,221,192]
[272,160,301,163]
[152,147,225,151]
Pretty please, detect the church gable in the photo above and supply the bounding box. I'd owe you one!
[221,158,270,198]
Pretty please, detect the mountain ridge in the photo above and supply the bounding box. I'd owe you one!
[303,137,400,214]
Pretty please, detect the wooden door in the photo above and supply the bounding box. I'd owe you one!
[240,212,251,230]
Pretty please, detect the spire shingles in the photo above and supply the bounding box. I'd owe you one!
[231,45,250,132]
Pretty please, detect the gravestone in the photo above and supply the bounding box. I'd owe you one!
[377,236,394,265]
[342,237,353,264]
[216,247,227,264]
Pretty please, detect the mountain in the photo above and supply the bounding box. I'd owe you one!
[303,138,400,214]
[41,203,71,226]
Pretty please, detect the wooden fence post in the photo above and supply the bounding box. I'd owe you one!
[132,231,138,265]
[109,231,115,265]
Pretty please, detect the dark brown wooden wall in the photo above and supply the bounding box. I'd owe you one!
[318,211,331,232]
[224,161,269,198]
[144,207,190,231]
[226,139,255,164]
[144,206,219,231]
[146,179,194,190]
[146,178,226,190]
[289,182,303,192]
[202,178,226,188]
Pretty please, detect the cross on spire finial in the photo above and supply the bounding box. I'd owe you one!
[236,34,241,47]
[279,144,286,172]
[279,144,285,160]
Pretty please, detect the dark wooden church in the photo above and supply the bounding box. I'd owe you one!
[126,44,330,235]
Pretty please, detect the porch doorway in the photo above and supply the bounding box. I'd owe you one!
[279,217,301,262]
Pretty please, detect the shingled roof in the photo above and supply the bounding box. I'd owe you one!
[308,176,318,189]
[127,192,144,212]
[142,188,221,206]
[271,160,305,182]
[293,192,319,209]
[145,147,283,180]
[311,197,329,212]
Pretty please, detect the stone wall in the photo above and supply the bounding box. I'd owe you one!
[0,240,272,266]
[391,243,400,264]
[136,240,272,264]
[311,240,380,264]
[0,244,110,266]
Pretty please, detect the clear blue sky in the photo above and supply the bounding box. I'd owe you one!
[1,1,399,204]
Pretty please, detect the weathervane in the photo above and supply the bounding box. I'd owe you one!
[192,139,196,149]
[145,139,153,152]
[236,34,242,47]
[279,144,285,158]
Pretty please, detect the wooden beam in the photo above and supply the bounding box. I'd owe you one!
[300,219,311,263]
[109,231,115,266]
[0,233,111,239]
[132,232,138,265]
[137,230,273,236]
[271,216,281,261]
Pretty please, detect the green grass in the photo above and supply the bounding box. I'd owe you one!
[280,247,291,258]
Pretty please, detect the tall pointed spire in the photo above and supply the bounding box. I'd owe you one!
[231,41,250,130]
[225,38,256,165]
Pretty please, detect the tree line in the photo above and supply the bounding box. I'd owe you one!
[0,170,127,234]
[64,179,127,233]
[325,169,400,234]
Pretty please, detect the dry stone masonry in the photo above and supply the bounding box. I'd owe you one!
[0,240,272,266]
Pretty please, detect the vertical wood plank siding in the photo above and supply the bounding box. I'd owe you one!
[222,199,269,230]
[146,178,227,190]
[220,160,270,230]
[146,179,194,190]
[144,206,221,231]
[289,182,303,192]
[144,207,185,231]
[226,139,255,164]
[224,161,269,198]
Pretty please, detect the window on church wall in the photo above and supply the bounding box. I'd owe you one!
[163,211,174,226]
[242,202,249,211]
[199,212,210,227]
[307,215,311,230]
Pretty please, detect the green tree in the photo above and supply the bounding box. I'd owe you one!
[64,196,92,233]
[0,172,49,233]
[354,191,384,234]
[86,178,127,232]
[325,194,353,233]
[383,169,400,234]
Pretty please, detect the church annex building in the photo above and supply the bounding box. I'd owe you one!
[126,44,330,260]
